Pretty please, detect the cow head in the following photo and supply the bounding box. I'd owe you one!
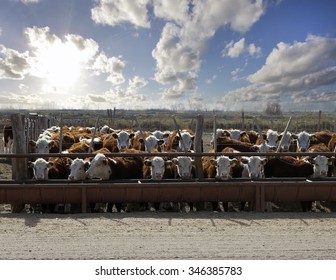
[266,129,279,148]
[85,153,111,180]
[112,131,135,151]
[293,131,315,152]
[28,158,53,180]
[241,156,267,179]
[176,131,194,152]
[210,156,237,180]
[172,156,195,179]
[68,158,90,181]
[30,138,55,153]
[278,131,293,151]
[139,135,165,152]
[144,156,172,180]
[304,155,331,178]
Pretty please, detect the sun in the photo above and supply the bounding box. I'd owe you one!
[38,41,81,88]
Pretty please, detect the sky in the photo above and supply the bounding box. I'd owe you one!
[0,0,336,112]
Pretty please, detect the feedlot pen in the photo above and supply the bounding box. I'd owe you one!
[1,113,336,213]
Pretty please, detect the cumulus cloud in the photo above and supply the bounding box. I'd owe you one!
[152,0,190,24]
[92,53,126,85]
[221,35,336,110]
[0,45,30,79]
[153,0,265,99]
[91,0,150,28]
[21,0,41,4]
[128,75,148,91]
[223,38,261,58]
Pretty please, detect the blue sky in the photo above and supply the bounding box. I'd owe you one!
[0,0,335,111]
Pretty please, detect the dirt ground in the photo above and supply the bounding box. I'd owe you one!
[1,133,336,260]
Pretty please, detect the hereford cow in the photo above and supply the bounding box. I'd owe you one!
[264,155,332,211]
[3,124,13,154]
[143,156,175,211]
[85,151,143,212]
[202,153,238,211]
[112,130,135,151]
[166,129,195,152]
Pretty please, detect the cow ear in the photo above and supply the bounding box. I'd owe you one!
[112,133,118,139]
[129,133,135,139]
[48,140,55,148]
[230,158,238,167]
[172,158,178,164]
[210,159,217,166]
[84,161,90,170]
[29,140,36,145]
[139,138,144,143]
[303,156,314,164]
[102,158,108,165]
[262,158,268,165]
[292,134,298,139]
[158,139,165,145]
[47,162,54,169]
[144,159,152,166]
[310,135,318,141]
[241,156,249,164]
[27,161,34,168]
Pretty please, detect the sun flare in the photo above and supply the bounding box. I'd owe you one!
[37,41,81,88]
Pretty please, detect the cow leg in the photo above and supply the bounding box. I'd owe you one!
[89,203,96,213]
[107,203,113,212]
[115,203,123,212]
[301,201,312,212]
[240,201,247,211]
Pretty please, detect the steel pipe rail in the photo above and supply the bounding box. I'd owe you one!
[1,179,336,213]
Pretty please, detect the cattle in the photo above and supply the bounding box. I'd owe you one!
[132,134,164,152]
[112,130,135,151]
[85,151,143,212]
[264,155,332,211]
[202,153,238,211]
[28,157,71,213]
[171,156,197,212]
[293,131,316,152]
[68,158,90,181]
[143,156,175,211]
[225,129,251,143]
[166,129,195,152]
[216,136,259,153]
[3,124,13,154]
[328,134,336,152]
[278,131,294,152]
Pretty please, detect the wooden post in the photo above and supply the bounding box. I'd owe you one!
[318,110,322,131]
[194,114,204,180]
[10,113,27,213]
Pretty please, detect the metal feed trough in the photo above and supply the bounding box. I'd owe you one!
[1,113,336,213]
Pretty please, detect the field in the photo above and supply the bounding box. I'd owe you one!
[1,110,336,259]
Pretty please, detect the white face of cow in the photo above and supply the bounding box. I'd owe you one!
[242,156,266,179]
[279,131,292,151]
[146,156,168,180]
[85,153,111,180]
[114,131,133,151]
[296,131,311,152]
[35,138,53,153]
[144,135,163,152]
[311,155,329,177]
[178,132,194,152]
[266,129,279,147]
[30,158,52,180]
[68,158,88,180]
[211,156,237,180]
[172,156,194,179]
[229,129,241,140]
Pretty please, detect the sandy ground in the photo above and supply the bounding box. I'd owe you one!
[1,211,336,260]
[1,133,336,260]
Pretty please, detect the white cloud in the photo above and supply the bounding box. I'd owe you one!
[128,75,148,91]
[152,0,190,24]
[21,0,41,4]
[221,35,336,110]
[223,38,261,58]
[0,44,30,79]
[152,0,265,99]
[225,38,245,58]
[91,0,150,28]
[93,53,126,85]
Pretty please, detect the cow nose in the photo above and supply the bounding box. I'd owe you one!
[68,175,74,180]
[220,173,228,179]
[250,173,257,179]
[321,171,327,176]
[300,148,306,152]
[283,145,289,151]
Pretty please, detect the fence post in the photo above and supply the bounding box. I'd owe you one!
[194,114,204,180]
[10,113,27,213]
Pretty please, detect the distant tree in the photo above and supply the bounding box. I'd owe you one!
[264,102,282,115]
